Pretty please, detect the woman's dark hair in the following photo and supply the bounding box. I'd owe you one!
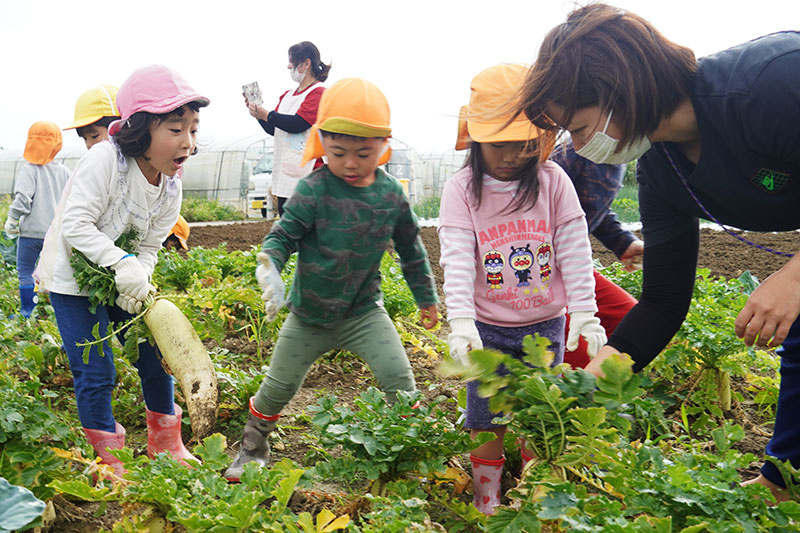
[517,3,696,159]
[289,41,332,82]
[76,116,120,139]
[113,100,206,158]
[463,140,540,213]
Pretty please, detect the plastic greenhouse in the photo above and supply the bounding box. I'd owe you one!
[0,135,274,213]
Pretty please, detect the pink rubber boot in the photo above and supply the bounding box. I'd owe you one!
[83,422,127,478]
[521,446,534,472]
[146,404,199,466]
[470,454,505,515]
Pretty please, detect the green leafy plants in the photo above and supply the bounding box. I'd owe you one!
[52,434,325,532]
[308,387,492,491]
[69,228,139,313]
[441,334,643,480]
[0,477,46,533]
[660,270,756,424]
[0,373,75,501]
[180,197,245,222]
[412,196,440,220]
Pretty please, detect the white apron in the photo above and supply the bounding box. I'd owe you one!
[272,82,321,198]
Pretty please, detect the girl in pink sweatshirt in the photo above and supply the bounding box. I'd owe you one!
[438,64,605,515]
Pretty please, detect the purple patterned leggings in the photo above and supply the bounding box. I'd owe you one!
[465,315,565,429]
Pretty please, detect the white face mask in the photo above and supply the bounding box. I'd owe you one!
[574,109,651,164]
[290,65,305,83]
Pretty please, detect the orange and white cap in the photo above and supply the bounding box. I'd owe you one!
[455,64,539,150]
[301,77,392,166]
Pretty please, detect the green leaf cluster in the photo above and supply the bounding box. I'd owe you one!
[53,434,309,533]
[69,228,140,313]
[0,372,75,500]
[441,335,643,468]
[309,387,490,485]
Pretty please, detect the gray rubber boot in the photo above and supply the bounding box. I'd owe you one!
[224,398,278,482]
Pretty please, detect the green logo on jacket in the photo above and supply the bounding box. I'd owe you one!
[751,169,788,194]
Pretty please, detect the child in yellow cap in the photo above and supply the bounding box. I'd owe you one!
[440,64,605,514]
[4,122,70,317]
[224,78,439,481]
[64,84,121,150]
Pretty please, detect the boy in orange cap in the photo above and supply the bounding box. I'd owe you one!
[224,78,439,481]
[4,122,71,317]
[164,215,190,250]
[64,84,121,150]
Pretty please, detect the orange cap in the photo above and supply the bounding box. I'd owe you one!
[23,122,63,165]
[168,215,190,249]
[455,64,539,151]
[302,78,392,166]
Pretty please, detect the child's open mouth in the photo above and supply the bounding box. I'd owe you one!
[173,156,188,168]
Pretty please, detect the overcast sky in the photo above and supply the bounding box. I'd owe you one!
[1,0,797,155]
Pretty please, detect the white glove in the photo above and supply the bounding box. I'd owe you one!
[255,252,285,321]
[112,255,155,314]
[447,317,483,365]
[4,217,19,237]
[566,311,607,359]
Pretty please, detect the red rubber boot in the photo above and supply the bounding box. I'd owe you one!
[83,422,127,479]
[146,404,199,466]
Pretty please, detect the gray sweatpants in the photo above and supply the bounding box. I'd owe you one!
[253,307,416,415]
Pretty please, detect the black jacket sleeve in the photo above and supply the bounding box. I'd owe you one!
[606,222,699,371]
[258,112,312,136]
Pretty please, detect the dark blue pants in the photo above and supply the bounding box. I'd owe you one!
[761,316,800,487]
[50,292,175,431]
[16,237,43,286]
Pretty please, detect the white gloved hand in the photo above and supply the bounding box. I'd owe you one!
[255,252,286,321]
[447,317,483,365]
[566,311,607,359]
[4,217,19,237]
[112,255,155,314]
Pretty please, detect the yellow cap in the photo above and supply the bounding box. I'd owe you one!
[302,78,392,166]
[167,215,190,250]
[64,84,120,130]
[23,122,62,165]
[455,64,539,150]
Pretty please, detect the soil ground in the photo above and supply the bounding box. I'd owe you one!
[48,220,799,531]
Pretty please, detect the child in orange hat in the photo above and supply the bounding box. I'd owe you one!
[439,64,605,514]
[163,215,190,250]
[4,122,70,318]
[224,78,439,481]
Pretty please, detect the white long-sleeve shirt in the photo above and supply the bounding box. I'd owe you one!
[38,141,180,296]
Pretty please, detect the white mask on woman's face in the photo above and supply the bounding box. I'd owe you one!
[574,109,651,164]
[290,65,305,83]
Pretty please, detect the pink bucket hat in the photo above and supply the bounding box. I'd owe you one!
[109,64,209,136]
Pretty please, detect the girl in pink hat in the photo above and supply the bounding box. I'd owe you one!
[36,65,209,478]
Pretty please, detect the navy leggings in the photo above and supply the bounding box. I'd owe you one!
[50,292,175,431]
[761,316,800,487]
[16,237,43,286]
[465,316,565,429]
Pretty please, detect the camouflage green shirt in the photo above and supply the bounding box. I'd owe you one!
[262,166,437,327]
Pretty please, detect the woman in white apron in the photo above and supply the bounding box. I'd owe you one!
[246,41,330,215]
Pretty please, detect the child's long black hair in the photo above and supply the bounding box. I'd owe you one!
[464,140,541,213]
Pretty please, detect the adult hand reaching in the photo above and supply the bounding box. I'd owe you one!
[735,256,800,348]
[620,239,644,271]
